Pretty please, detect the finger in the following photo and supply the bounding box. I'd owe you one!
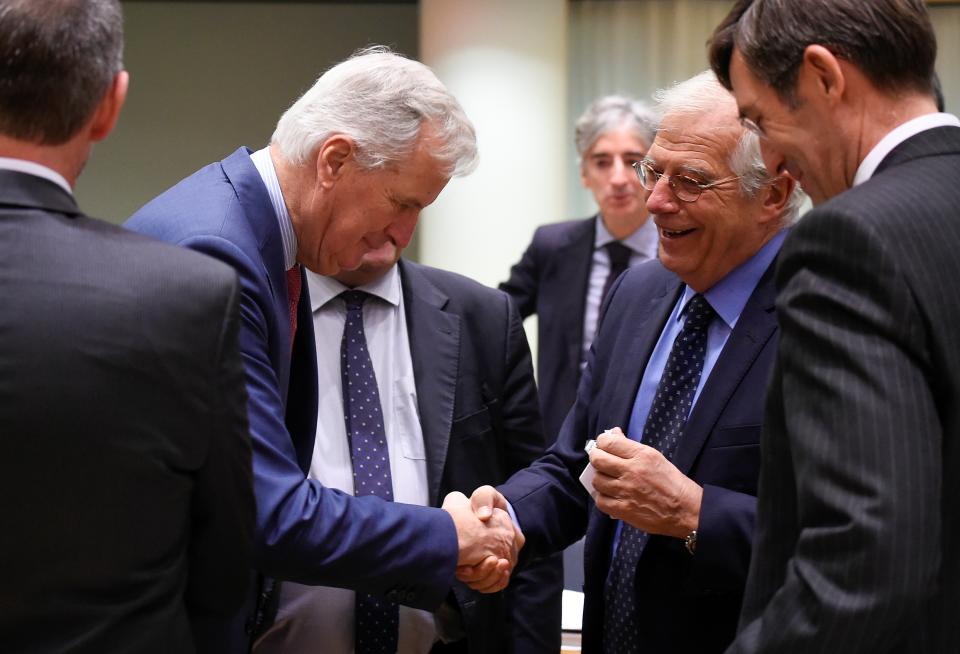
[589,445,626,475]
[471,560,511,593]
[441,490,469,511]
[456,555,499,583]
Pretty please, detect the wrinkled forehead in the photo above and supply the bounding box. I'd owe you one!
[647,111,741,173]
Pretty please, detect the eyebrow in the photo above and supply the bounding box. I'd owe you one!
[589,150,646,160]
[642,156,711,179]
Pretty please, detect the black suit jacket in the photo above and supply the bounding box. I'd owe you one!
[729,126,960,654]
[500,217,595,443]
[501,259,779,652]
[0,170,254,652]
[399,260,562,653]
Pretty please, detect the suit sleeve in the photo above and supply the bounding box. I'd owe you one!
[730,208,941,652]
[689,485,756,591]
[499,229,542,318]
[183,235,458,611]
[185,272,256,619]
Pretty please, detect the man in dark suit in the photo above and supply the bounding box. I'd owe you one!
[467,72,801,653]
[254,242,557,653]
[500,95,659,445]
[127,47,521,650]
[708,1,960,651]
[0,1,254,651]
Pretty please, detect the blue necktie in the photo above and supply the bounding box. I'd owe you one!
[603,294,716,654]
[340,290,399,654]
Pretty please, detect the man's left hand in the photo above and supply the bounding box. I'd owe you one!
[589,428,702,539]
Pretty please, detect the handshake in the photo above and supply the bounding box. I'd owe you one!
[441,486,520,594]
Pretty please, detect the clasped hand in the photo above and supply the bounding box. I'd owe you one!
[442,489,524,593]
[589,428,702,538]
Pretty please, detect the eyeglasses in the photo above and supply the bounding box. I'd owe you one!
[633,160,741,203]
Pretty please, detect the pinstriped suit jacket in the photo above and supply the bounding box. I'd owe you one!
[730,125,960,653]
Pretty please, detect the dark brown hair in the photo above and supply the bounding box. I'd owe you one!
[0,0,124,145]
[709,0,936,105]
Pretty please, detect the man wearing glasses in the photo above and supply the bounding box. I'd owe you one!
[466,71,802,653]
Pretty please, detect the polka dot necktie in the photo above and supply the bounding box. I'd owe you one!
[339,290,399,654]
[602,294,716,654]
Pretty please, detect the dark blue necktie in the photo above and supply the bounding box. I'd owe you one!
[601,241,634,305]
[603,294,716,654]
[340,290,399,654]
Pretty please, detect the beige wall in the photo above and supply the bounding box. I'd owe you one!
[76,2,418,224]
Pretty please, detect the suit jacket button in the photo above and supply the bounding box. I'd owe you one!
[405,591,416,602]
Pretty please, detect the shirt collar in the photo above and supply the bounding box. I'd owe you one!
[0,157,72,195]
[854,112,960,186]
[679,229,786,330]
[306,261,402,312]
[594,214,659,260]
[250,146,298,270]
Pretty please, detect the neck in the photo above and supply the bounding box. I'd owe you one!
[601,211,648,240]
[850,89,939,169]
[0,134,90,187]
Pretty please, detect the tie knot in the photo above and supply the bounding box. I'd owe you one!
[340,289,370,311]
[605,241,633,268]
[682,294,715,332]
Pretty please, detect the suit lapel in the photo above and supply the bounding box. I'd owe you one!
[552,218,596,362]
[603,275,682,430]
[671,263,778,475]
[399,260,460,506]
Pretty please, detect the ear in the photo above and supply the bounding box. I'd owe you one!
[88,71,128,142]
[758,172,796,224]
[316,134,356,188]
[800,44,845,105]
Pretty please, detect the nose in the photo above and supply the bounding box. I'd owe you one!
[611,158,632,187]
[759,140,786,177]
[644,174,678,215]
[386,210,419,249]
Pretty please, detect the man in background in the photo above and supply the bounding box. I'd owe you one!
[470,72,802,653]
[709,0,960,651]
[0,0,254,651]
[500,95,659,445]
[127,47,521,650]
[255,240,558,652]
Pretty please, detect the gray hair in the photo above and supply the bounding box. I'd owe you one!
[272,46,477,176]
[574,95,658,159]
[0,0,124,145]
[653,71,805,224]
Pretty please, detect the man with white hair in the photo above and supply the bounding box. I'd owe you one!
[469,72,803,653]
[127,47,521,652]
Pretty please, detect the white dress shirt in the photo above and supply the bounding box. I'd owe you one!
[854,112,960,185]
[580,216,659,366]
[0,157,72,195]
[254,263,438,654]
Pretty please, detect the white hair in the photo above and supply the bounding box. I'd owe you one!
[653,70,806,224]
[574,94,659,160]
[272,46,478,176]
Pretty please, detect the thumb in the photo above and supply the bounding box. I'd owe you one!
[469,485,502,521]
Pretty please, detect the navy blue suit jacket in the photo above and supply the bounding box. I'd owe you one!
[500,258,778,652]
[500,217,595,443]
[126,148,459,641]
[399,260,561,653]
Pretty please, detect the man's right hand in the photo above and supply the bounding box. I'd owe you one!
[442,490,522,593]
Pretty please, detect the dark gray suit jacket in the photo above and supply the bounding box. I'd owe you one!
[399,259,562,654]
[0,170,255,653]
[499,217,596,444]
[730,125,960,653]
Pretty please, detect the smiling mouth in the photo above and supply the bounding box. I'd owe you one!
[660,226,695,239]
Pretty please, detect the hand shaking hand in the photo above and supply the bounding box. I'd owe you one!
[589,428,702,539]
[442,488,524,594]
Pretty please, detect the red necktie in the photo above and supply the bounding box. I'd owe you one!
[286,265,302,349]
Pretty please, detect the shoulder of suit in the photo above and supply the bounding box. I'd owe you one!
[615,259,676,297]
[531,215,596,246]
[400,259,508,306]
